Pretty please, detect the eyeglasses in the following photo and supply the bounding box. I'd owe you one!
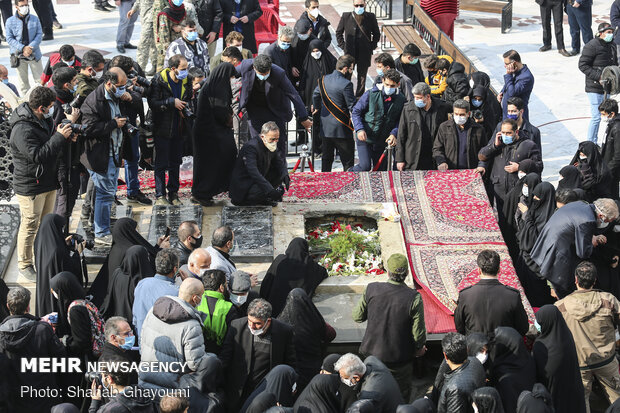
[354,4,364,6]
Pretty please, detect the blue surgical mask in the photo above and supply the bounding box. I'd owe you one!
[472,99,483,107]
[176,69,188,80]
[186,31,198,42]
[502,134,514,145]
[256,72,270,81]
[534,320,541,333]
[604,33,614,43]
[354,6,364,14]
[279,41,291,50]
[506,113,519,120]
[298,33,309,41]
[172,0,183,6]
[71,84,78,93]
[2,78,9,84]
[43,105,55,119]
[384,86,396,96]
[113,85,126,98]
[120,335,135,350]
[414,98,426,108]
[376,68,384,77]
[409,57,419,65]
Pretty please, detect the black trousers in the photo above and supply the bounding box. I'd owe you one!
[32,0,53,34]
[354,55,371,97]
[54,166,81,221]
[0,0,12,35]
[540,3,565,49]
[321,136,355,172]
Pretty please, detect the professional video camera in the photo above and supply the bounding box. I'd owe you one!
[60,119,87,135]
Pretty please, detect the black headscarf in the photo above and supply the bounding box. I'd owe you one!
[532,305,586,413]
[321,353,341,374]
[516,383,554,413]
[300,39,336,105]
[346,400,377,413]
[89,218,157,307]
[180,355,224,412]
[0,279,9,323]
[246,392,278,413]
[503,171,541,230]
[293,373,341,413]
[517,182,556,253]
[50,271,86,336]
[35,214,82,317]
[558,165,582,190]
[260,238,328,316]
[472,387,505,413]
[99,245,154,322]
[396,399,435,413]
[206,62,236,126]
[489,327,536,413]
[241,365,299,412]
[570,141,612,200]
[466,332,489,357]
[292,19,316,69]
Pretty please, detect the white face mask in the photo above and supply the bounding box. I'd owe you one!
[453,115,467,125]
[475,352,488,365]
[230,293,248,306]
[18,5,29,15]
[262,138,278,152]
[518,171,526,180]
[598,219,610,229]
[311,51,322,60]
[236,45,243,52]
[522,186,529,197]
[63,59,75,66]
[52,290,59,300]
[249,325,265,336]
[341,377,356,387]
[579,155,588,161]
[309,8,320,18]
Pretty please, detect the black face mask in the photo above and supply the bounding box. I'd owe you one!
[190,235,203,249]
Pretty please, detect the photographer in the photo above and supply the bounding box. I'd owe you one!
[9,86,75,281]
[81,67,133,246]
[89,354,159,413]
[147,54,193,206]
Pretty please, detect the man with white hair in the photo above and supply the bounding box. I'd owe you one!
[334,353,403,412]
[531,198,620,299]
[265,25,296,81]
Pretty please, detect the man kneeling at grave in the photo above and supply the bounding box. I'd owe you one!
[229,121,291,206]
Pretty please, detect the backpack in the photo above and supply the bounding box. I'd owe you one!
[68,299,105,357]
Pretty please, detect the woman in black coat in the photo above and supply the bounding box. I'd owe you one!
[240,365,299,413]
[191,62,238,205]
[293,373,341,413]
[472,387,505,413]
[532,305,586,413]
[516,383,554,413]
[34,214,83,317]
[570,140,613,202]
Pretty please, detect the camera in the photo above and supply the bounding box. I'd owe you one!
[128,72,151,88]
[60,119,87,135]
[473,110,484,121]
[124,123,139,135]
[69,233,95,250]
[85,371,102,386]
[182,106,196,120]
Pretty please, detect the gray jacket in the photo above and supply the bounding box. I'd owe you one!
[206,246,236,280]
[139,295,209,390]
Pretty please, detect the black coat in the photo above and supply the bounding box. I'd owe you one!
[492,119,542,151]
[454,278,529,336]
[265,41,292,80]
[147,69,193,140]
[99,341,140,385]
[9,102,65,196]
[395,55,425,85]
[228,137,288,204]
[444,62,470,104]
[396,97,452,169]
[299,11,331,48]
[578,37,618,94]
[312,69,356,139]
[602,116,620,180]
[358,356,404,413]
[218,317,296,412]
[221,0,262,53]
[196,0,223,37]
[433,119,488,169]
[335,12,380,62]
[436,358,486,413]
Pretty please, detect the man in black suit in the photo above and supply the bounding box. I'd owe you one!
[237,54,312,159]
[218,298,296,413]
[454,249,529,336]
[336,0,380,96]
[537,0,570,56]
[228,121,290,206]
[221,0,263,54]
[312,54,357,171]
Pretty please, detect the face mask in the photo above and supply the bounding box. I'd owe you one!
[191,235,203,248]
[186,31,198,42]
[604,33,614,43]
[475,352,488,365]
[172,0,183,6]
[506,113,519,120]
[311,51,322,60]
[176,69,188,80]
[230,293,248,306]
[120,335,135,350]
[384,86,396,96]
[354,6,364,14]
[18,5,29,15]
[279,41,291,50]
[309,8,320,18]
[43,105,55,119]
[409,57,419,65]
[52,290,59,300]
[249,325,265,336]
[113,85,126,99]
[502,134,514,145]
[1,78,8,84]
[263,138,278,152]
[518,171,526,179]
[198,267,208,277]
[534,320,542,333]
[256,72,270,81]
[376,68,384,77]
[522,186,529,197]
[71,84,78,93]
[93,70,103,79]
[414,98,426,108]
[454,115,467,125]
[598,219,610,229]
[579,154,588,161]
[341,377,356,387]
[298,33,310,41]
[63,59,75,66]
[472,99,483,108]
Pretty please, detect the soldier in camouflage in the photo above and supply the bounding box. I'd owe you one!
[129,0,158,75]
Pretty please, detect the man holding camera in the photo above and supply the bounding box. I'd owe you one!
[9,86,75,280]
[147,54,193,206]
[81,67,133,246]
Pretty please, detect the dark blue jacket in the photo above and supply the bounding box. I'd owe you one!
[312,70,356,139]
[501,64,534,121]
[237,59,308,123]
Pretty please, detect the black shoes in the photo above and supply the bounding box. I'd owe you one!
[42,33,54,41]
[124,43,137,49]
[127,191,153,205]
[569,50,580,56]
[95,5,111,11]
[539,44,551,52]
[558,49,571,57]
[117,45,126,53]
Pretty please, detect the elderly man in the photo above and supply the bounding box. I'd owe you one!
[99,316,139,384]
[265,25,295,81]
[229,121,290,207]
[177,247,211,286]
[531,198,620,299]
[139,278,210,390]
[173,220,203,266]
[352,253,425,400]
[334,353,403,412]
[206,225,237,278]
[219,299,296,412]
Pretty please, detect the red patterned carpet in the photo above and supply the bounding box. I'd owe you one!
[118,170,533,334]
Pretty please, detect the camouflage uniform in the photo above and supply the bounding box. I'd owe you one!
[154,0,182,72]
[132,0,158,72]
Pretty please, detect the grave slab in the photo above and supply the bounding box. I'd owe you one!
[222,206,274,263]
[146,205,203,246]
[76,205,132,264]
[0,205,20,278]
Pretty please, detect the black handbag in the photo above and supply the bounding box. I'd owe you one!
[9,54,20,68]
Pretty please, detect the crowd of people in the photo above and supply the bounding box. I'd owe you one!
[4,0,620,411]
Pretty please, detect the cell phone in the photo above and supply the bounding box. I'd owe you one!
[165,227,171,238]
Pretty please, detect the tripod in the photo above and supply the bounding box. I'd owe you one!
[292,144,315,173]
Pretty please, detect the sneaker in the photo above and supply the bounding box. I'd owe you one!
[19,266,37,282]
[53,19,63,29]
[95,234,113,246]
[127,191,153,205]
[169,193,182,205]
[155,197,171,206]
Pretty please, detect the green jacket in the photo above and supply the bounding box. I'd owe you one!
[196,290,234,346]
[363,88,406,144]
[75,73,99,99]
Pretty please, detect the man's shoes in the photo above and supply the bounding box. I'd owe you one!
[94,5,111,11]
[117,45,126,54]
[569,49,580,56]
[169,193,182,205]
[539,44,551,52]
[103,1,116,8]
[53,19,63,29]
[124,43,137,49]
[139,158,154,170]
[42,33,54,41]
[95,234,113,247]
[155,197,171,206]
[558,49,572,57]
[19,266,37,282]
[190,195,213,206]
[127,191,153,205]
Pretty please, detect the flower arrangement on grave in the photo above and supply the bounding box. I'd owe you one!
[307,221,384,276]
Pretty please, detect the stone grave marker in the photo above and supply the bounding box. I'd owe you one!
[76,205,132,264]
[147,205,203,246]
[0,205,20,278]
[221,206,273,262]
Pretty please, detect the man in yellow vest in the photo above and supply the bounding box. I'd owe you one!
[197,269,236,354]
